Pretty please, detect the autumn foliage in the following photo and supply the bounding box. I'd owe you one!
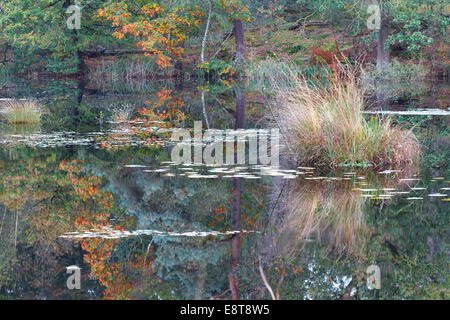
[98,1,204,68]
[218,0,252,23]
[310,44,347,73]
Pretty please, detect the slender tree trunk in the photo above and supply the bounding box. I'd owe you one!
[234,88,246,129]
[259,176,282,263]
[194,262,207,300]
[201,91,210,129]
[174,41,184,89]
[376,2,390,72]
[234,19,246,63]
[201,0,213,64]
[14,209,18,250]
[375,1,390,108]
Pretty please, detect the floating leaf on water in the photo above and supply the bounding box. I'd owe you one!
[124,165,147,168]
[162,173,176,177]
[379,169,399,174]
[187,174,219,179]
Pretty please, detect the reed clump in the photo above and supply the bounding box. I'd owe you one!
[276,68,421,168]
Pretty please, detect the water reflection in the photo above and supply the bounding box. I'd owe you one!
[0,79,448,300]
[262,171,421,263]
[228,88,246,300]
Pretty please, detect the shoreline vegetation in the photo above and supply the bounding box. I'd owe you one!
[0,99,41,124]
[0,0,447,168]
[272,65,421,168]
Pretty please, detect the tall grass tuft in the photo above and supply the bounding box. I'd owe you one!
[275,67,421,168]
[1,100,41,124]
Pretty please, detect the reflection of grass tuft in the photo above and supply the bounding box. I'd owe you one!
[264,171,417,261]
[111,104,134,123]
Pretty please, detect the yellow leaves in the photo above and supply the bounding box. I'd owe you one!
[113,31,125,40]
[155,53,172,68]
[141,3,164,18]
[218,0,252,22]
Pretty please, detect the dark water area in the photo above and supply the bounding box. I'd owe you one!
[0,78,448,300]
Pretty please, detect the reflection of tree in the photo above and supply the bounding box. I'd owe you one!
[228,87,246,299]
[59,160,156,300]
[59,150,265,300]
[98,88,185,150]
[0,149,100,299]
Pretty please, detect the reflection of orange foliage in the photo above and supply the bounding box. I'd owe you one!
[98,88,185,150]
[59,160,154,300]
[139,88,185,123]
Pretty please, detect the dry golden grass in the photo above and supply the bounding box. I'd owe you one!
[275,67,421,168]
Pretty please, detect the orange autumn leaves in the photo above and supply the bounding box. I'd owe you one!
[97,2,191,150]
[218,0,252,23]
[140,88,185,124]
[98,1,204,68]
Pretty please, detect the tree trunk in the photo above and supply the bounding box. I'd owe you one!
[174,42,184,89]
[194,262,207,300]
[376,7,390,72]
[234,88,246,129]
[234,19,246,63]
[80,49,151,58]
[201,0,212,64]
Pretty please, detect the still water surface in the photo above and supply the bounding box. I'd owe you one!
[0,79,448,299]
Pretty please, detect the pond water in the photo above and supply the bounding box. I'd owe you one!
[0,78,448,300]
